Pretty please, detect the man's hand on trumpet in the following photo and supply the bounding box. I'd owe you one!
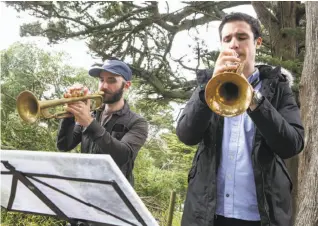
[64,85,93,127]
[196,49,241,88]
[213,49,241,76]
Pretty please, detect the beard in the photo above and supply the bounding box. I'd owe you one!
[103,82,125,104]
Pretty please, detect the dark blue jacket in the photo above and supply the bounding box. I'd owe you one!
[177,65,304,226]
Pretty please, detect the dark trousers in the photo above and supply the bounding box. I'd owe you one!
[214,215,261,226]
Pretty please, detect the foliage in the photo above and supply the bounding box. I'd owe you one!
[1,42,93,151]
[134,132,196,225]
[1,207,65,226]
[252,1,306,96]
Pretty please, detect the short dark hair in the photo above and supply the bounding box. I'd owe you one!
[218,12,262,40]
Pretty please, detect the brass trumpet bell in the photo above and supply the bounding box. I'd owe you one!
[16,90,104,123]
[16,91,41,123]
[205,63,253,117]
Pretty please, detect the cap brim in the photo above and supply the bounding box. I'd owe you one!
[88,67,122,77]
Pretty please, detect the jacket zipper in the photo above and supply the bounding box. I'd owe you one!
[211,116,221,223]
[252,131,270,226]
[260,165,270,226]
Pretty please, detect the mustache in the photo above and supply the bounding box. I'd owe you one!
[101,89,113,94]
[101,82,126,95]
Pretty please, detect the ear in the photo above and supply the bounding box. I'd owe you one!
[256,37,262,49]
[124,81,131,89]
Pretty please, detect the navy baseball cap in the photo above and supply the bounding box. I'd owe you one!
[88,60,132,81]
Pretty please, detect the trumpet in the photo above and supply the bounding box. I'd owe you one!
[204,62,253,117]
[16,90,104,123]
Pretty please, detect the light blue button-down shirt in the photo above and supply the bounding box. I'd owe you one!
[216,68,262,221]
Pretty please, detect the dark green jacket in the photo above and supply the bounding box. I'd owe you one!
[57,101,148,185]
[177,65,304,226]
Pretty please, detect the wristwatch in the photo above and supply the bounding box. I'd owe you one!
[251,90,263,106]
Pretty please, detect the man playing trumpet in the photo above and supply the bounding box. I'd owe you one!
[57,59,148,186]
[177,12,304,226]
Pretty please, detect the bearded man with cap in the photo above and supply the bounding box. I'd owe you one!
[57,59,148,186]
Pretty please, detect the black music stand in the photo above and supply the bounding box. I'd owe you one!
[1,150,158,226]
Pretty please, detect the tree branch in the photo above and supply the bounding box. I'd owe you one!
[130,66,192,99]
[252,2,280,29]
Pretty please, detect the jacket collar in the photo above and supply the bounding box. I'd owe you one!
[101,100,130,116]
[112,100,130,116]
[256,64,294,87]
[256,65,282,101]
[95,100,130,118]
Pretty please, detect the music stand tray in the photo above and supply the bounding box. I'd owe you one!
[1,150,158,226]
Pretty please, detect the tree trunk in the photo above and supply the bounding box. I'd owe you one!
[252,1,298,60]
[295,2,318,226]
[274,1,297,60]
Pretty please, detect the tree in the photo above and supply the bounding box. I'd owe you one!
[252,1,305,61]
[295,2,318,225]
[6,1,254,100]
[7,2,306,99]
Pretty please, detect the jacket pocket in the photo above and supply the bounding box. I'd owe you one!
[275,156,293,191]
[188,146,204,183]
[111,123,128,140]
[111,131,125,140]
[188,164,197,183]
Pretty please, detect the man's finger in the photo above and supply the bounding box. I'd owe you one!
[223,64,238,70]
[220,56,241,64]
[64,92,70,98]
[214,65,238,75]
[83,87,89,96]
[68,101,84,108]
[220,49,239,57]
[65,106,76,115]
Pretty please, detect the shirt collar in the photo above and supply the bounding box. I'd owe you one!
[100,100,130,116]
[247,68,260,84]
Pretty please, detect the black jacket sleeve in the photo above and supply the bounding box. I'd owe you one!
[248,82,304,159]
[83,117,148,166]
[56,116,148,167]
[176,87,215,145]
[56,117,82,151]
